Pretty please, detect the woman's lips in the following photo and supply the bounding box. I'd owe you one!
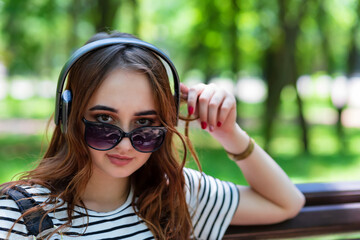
[107,154,134,166]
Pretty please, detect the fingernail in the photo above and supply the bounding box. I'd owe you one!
[188,106,194,115]
[209,125,214,132]
[201,122,207,129]
[217,121,222,127]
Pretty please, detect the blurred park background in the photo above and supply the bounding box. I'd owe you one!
[1,0,360,186]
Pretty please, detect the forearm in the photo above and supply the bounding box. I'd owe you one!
[214,124,305,216]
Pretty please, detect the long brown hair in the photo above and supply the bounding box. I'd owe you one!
[1,31,200,239]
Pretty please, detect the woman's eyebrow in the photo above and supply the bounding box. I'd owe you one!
[134,110,157,116]
[89,105,118,113]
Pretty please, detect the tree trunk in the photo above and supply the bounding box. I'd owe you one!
[263,0,309,152]
[67,1,82,51]
[129,0,140,36]
[229,0,242,123]
[346,0,360,76]
[94,0,120,32]
[229,0,240,79]
[317,1,336,74]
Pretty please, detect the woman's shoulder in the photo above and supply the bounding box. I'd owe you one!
[19,184,51,195]
[0,184,53,220]
[183,167,220,188]
[1,183,51,204]
[0,184,53,238]
[183,167,202,180]
[182,167,240,209]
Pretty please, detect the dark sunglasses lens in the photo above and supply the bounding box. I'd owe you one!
[131,127,166,152]
[85,123,121,150]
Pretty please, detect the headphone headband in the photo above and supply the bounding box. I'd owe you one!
[54,38,180,128]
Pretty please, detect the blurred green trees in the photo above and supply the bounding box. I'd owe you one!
[2,0,359,77]
[1,0,360,153]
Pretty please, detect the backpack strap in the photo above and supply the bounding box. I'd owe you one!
[6,186,54,236]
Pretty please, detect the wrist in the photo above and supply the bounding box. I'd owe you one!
[226,136,255,161]
[217,124,250,154]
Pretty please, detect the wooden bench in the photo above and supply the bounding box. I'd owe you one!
[224,181,360,239]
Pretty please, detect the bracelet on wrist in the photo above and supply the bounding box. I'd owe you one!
[226,137,255,161]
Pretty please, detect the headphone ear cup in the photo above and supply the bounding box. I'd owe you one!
[60,90,72,133]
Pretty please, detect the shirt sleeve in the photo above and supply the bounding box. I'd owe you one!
[0,195,30,239]
[183,168,240,240]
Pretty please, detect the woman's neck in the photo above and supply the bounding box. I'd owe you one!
[81,168,130,212]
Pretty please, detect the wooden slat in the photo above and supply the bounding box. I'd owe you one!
[297,181,360,206]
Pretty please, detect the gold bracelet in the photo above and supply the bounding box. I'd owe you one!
[226,137,255,161]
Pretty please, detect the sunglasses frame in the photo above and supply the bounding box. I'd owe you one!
[82,118,167,153]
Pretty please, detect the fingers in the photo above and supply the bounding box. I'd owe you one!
[180,83,189,100]
[186,83,236,131]
[198,84,217,129]
[207,89,226,130]
[187,83,206,115]
[217,95,236,127]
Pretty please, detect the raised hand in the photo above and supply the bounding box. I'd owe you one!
[180,83,237,140]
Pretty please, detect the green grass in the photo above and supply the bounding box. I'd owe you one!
[0,97,53,119]
[185,126,360,185]
[296,232,360,240]
[0,134,45,183]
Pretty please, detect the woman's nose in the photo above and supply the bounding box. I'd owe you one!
[115,137,133,152]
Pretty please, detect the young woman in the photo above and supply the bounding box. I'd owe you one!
[0,31,304,239]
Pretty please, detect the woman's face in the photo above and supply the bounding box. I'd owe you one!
[84,68,160,179]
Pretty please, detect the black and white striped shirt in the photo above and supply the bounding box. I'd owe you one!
[0,168,239,239]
